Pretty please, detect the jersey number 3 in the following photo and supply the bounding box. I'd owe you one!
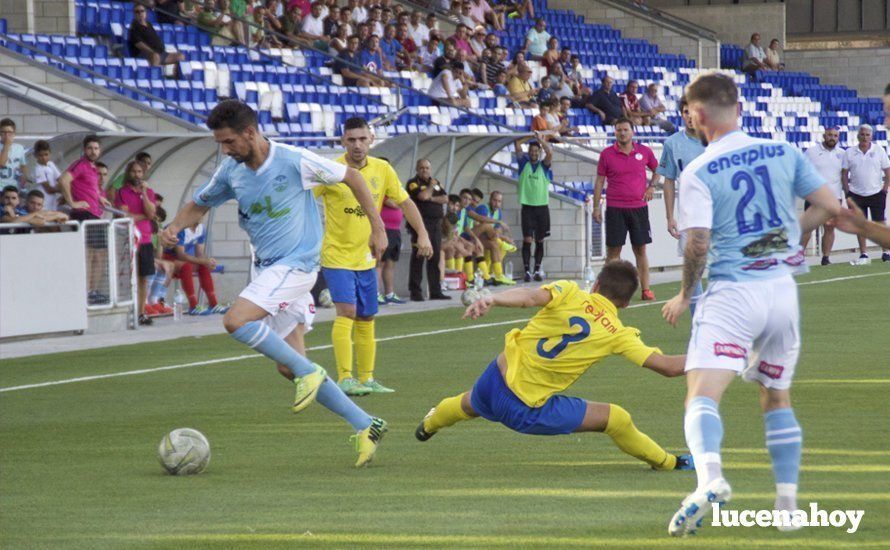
[731,166,782,235]
[537,316,591,359]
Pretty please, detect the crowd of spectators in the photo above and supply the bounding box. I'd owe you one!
[742,33,784,79]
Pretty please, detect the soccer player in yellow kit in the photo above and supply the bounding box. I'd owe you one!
[316,117,433,396]
[416,260,694,471]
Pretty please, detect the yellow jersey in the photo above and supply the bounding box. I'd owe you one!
[503,280,661,407]
[314,155,409,270]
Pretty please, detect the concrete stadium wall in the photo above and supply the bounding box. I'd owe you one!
[549,0,720,69]
[0,96,92,135]
[0,0,75,35]
[783,47,890,98]
[657,3,786,51]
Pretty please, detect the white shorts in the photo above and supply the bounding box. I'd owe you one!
[240,264,317,337]
[686,275,800,390]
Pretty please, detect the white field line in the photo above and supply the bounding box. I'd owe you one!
[2,271,888,394]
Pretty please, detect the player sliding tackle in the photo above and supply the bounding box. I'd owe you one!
[660,73,845,536]
[160,100,388,467]
[416,260,695,472]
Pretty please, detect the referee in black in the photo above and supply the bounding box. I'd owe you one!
[406,158,451,301]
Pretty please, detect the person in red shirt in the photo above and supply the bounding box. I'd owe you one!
[592,118,660,300]
[58,135,113,305]
[114,160,158,325]
[621,80,649,126]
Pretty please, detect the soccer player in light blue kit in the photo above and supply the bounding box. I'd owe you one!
[160,100,390,467]
[657,96,706,314]
[660,74,843,536]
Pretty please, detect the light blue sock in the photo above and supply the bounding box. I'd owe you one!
[689,280,703,316]
[765,407,802,509]
[149,272,167,304]
[231,321,316,378]
[685,396,724,488]
[316,377,373,431]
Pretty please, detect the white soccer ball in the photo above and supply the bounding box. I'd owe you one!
[158,428,211,475]
[318,288,333,308]
[479,288,492,299]
[461,288,481,307]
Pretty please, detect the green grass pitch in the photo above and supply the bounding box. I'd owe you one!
[2,264,889,548]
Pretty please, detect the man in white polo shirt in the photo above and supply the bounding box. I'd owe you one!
[842,124,890,264]
[802,127,845,265]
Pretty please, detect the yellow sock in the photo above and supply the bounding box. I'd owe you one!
[484,249,492,265]
[493,261,503,277]
[604,404,676,470]
[455,257,464,272]
[354,319,376,383]
[424,393,474,433]
[332,317,354,382]
[445,258,455,270]
[464,259,474,281]
[477,260,490,279]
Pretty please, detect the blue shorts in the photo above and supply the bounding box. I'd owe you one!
[321,267,379,318]
[470,359,587,435]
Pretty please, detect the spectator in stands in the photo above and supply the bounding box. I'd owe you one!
[198,0,247,46]
[1,186,45,226]
[448,24,475,60]
[469,26,487,59]
[381,24,410,69]
[329,22,350,54]
[801,127,845,265]
[547,62,576,98]
[428,60,471,107]
[32,140,62,212]
[0,118,27,190]
[58,135,112,305]
[621,80,648,125]
[457,3,477,29]
[639,83,676,133]
[541,37,559,69]
[524,18,551,61]
[336,34,372,86]
[531,97,565,139]
[280,2,304,44]
[23,189,69,223]
[248,6,276,48]
[300,1,328,47]
[95,162,109,204]
[127,4,185,72]
[479,44,500,87]
[742,32,768,78]
[492,69,509,98]
[356,22,371,44]
[536,75,553,104]
[584,75,624,124]
[418,35,441,71]
[367,5,384,36]
[592,118,659,301]
[496,0,534,19]
[514,133,553,281]
[264,0,286,35]
[506,50,526,78]
[396,23,418,62]
[409,10,429,46]
[558,96,578,136]
[406,159,449,301]
[153,0,180,24]
[114,160,158,326]
[507,64,538,107]
[382,7,395,27]
[348,0,366,24]
[842,123,890,264]
[322,4,341,36]
[361,34,393,75]
[765,38,784,71]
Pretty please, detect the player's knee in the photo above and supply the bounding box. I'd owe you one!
[760,386,791,411]
[222,311,244,333]
[604,403,632,434]
[632,245,647,257]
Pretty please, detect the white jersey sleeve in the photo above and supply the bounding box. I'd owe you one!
[299,149,348,189]
[677,170,713,231]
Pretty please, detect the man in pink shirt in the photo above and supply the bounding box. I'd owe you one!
[592,118,660,300]
[115,160,158,325]
[58,135,113,305]
[448,25,475,60]
[377,199,405,304]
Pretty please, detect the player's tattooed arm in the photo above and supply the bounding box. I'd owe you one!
[681,228,710,300]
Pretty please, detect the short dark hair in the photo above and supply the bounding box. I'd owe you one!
[207,100,258,132]
[685,73,738,109]
[527,140,541,150]
[884,83,890,95]
[450,60,464,71]
[679,95,688,112]
[471,188,484,199]
[83,135,100,148]
[135,151,152,163]
[33,140,51,154]
[155,205,167,223]
[613,117,633,128]
[2,185,20,196]
[0,118,15,130]
[448,194,461,203]
[343,117,369,132]
[596,260,639,306]
[26,189,45,200]
[459,188,473,196]
[95,161,108,170]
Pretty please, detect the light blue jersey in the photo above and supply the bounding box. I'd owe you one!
[193,140,347,272]
[657,129,706,183]
[677,131,825,282]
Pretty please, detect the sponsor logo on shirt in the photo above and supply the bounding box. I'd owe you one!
[713,342,747,359]
[273,174,288,192]
[707,144,785,174]
[344,205,366,217]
